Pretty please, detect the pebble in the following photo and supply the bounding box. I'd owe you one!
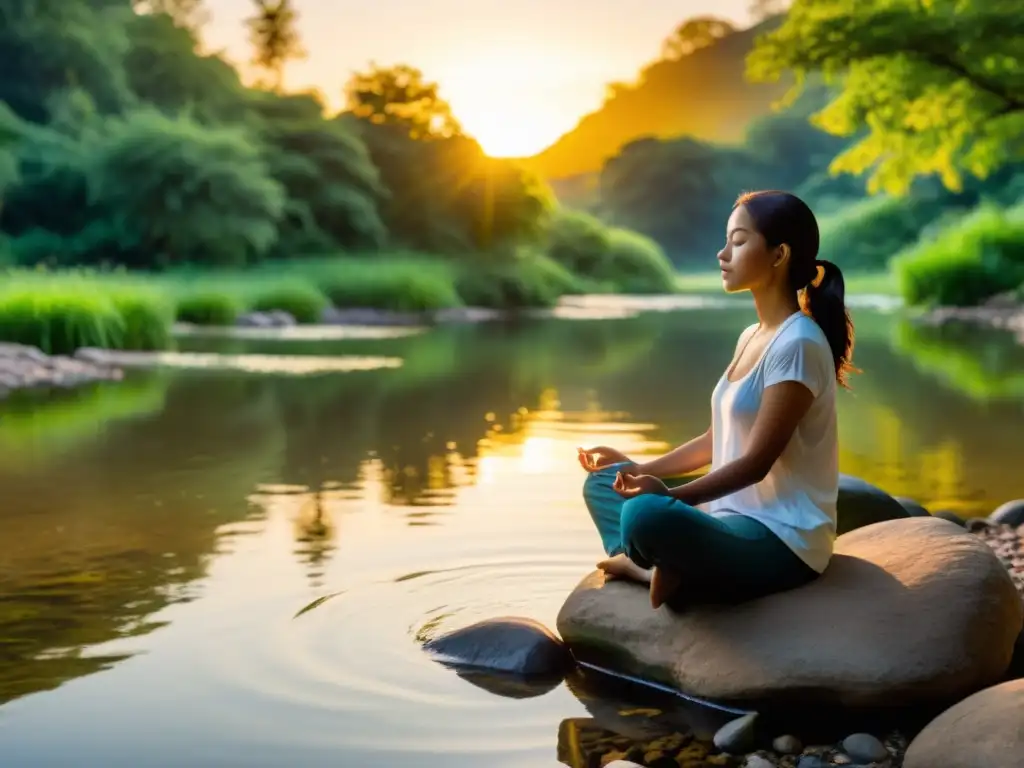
[742,756,774,768]
[772,735,803,755]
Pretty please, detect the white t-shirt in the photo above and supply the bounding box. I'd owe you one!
[702,311,839,573]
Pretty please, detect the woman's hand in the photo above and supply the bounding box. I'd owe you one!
[613,471,670,498]
[577,446,635,473]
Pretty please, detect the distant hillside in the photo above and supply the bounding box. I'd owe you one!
[520,16,789,181]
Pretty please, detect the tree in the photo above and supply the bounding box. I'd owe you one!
[246,0,305,92]
[344,63,461,140]
[660,16,736,60]
[85,108,287,267]
[747,0,1024,195]
[132,0,209,34]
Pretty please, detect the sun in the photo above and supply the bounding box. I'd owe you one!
[435,48,585,159]
[455,108,567,158]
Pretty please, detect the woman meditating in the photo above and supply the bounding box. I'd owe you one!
[578,190,855,612]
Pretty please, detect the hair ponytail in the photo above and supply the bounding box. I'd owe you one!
[735,190,857,388]
[800,259,856,388]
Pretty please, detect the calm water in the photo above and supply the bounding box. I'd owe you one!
[2,298,1024,767]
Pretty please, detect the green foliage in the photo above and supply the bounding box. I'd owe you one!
[85,108,287,267]
[0,0,135,123]
[455,253,581,310]
[307,257,463,313]
[892,204,1024,306]
[247,280,329,324]
[175,291,244,325]
[544,209,676,292]
[132,0,210,34]
[122,12,248,122]
[604,227,677,293]
[0,271,173,354]
[344,63,461,140]
[818,194,970,271]
[249,92,388,253]
[747,0,1024,195]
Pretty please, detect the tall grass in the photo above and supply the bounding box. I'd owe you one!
[0,270,174,355]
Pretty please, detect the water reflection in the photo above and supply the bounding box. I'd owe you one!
[0,307,1023,766]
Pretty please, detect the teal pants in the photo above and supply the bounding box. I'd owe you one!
[583,463,819,609]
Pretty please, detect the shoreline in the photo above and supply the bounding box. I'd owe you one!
[914,293,1024,340]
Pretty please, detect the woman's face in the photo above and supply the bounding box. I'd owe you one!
[717,205,782,294]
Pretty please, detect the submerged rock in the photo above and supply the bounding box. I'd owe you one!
[557,517,1022,708]
[835,474,910,535]
[423,616,573,677]
[237,310,296,327]
[904,678,1024,768]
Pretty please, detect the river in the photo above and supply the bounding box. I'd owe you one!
[1,296,1022,767]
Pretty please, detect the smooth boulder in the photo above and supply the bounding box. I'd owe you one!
[556,517,1022,707]
[423,616,573,677]
[904,679,1024,768]
[835,474,910,534]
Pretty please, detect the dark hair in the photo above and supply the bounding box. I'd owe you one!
[735,189,856,387]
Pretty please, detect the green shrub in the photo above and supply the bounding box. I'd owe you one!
[175,291,244,326]
[543,208,676,293]
[456,253,581,309]
[247,280,329,323]
[818,194,967,271]
[545,209,611,275]
[892,204,1024,307]
[604,227,677,293]
[316,258,462,312]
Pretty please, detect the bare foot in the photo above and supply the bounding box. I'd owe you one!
[597,553,652,584]
[649,566,683,609]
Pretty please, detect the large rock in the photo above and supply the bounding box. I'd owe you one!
[904,679,1024,768]
[835,474,910,534]
[556,517,1022,708]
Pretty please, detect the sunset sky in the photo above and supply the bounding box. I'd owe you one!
[199,0,759,157]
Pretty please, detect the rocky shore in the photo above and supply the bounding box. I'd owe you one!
[916,291,1024,342]
[0,342,123,398]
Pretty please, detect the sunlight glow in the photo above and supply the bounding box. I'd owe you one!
[435,47,602,158]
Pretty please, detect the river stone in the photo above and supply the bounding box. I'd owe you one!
[772,734,803,754]
[841,733,888,763]
[894,496,931,517]
[556,517,1022,707]
[835,474,909,535]
[904,679,1024,768]
[422,616,573,677]
[990,499,1024,527]
[713,712,758,753]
